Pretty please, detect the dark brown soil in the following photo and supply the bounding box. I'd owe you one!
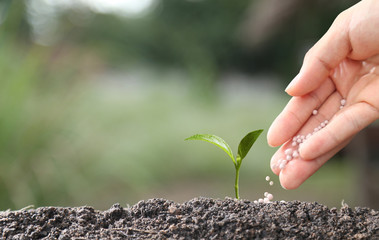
[0,197,378,239]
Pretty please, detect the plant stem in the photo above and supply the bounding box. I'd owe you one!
[235,164,240,199]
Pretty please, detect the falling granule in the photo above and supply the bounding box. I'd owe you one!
[265,176,270,181]
[269,181,274,186]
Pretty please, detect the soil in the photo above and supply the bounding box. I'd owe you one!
[0,197,378,239]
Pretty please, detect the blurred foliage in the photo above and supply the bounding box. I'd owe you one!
[80,0,252,72]
[0,0,363,210]
[61,0,359,82]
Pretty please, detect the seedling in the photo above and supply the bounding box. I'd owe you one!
[185,129,263,199]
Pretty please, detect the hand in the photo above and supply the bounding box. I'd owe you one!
[267,0,379,189]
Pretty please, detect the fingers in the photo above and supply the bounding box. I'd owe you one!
[270,131,352,189]
[299,102,379,160]
[300,70,379,159]
[285,8,352,96]
[267,78,335,147]
[274,9,353,146]
[270,59,379,189]
[270,90,344,174]
[268,0,379,189]
[279,137,351,190]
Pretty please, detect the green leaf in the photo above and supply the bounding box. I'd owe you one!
[237,129,263,163]
[185,134,235,165]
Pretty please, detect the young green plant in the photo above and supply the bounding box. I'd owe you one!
[185,129,263,199]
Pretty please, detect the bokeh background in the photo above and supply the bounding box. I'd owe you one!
[1,0,377,210]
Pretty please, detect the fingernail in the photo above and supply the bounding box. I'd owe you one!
[279,172,288,190]
[285,73,300,93]
[267,125,274,146]
[281,184,288,190]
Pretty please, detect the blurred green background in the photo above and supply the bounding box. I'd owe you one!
[1,0,373,210]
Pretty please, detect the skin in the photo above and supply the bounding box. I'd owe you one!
[267,0,379,189]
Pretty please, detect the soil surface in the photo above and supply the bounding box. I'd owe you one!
[0,197,378,239]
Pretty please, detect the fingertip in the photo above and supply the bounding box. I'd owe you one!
[278,172,288,190]
[285,73,302,96]
[278,139,348,191]
[267,116,289,147]
[279,170,300,190]
[270,154,281,176]
[267,127,280,147]
[267,138,278,148]
[284,72,314,97]
[278,159,315,190]
[284,88,296,96]
[298,142,315,160]
[270,167,280,177]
